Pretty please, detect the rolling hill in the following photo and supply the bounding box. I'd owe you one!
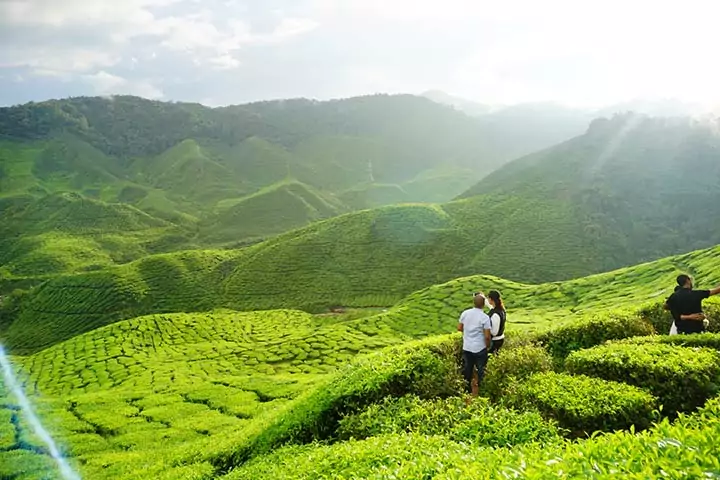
[0,192,188,286]
[4,113,720,350]
[2,241,720,479]
[2,94,573,279]
[3,223,719,354]
[199,180,348,245]
[0,94,511,210]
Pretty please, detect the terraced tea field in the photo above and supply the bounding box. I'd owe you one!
[0,308,412,478]
[6,240,720,355]
[2,241,720,479]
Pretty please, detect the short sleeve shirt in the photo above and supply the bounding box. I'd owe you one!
[459,308,492,353]
[670,289,710,333]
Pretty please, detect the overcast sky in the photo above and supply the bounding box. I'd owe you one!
[1,0,719,108]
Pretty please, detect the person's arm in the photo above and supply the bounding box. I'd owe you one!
[681,313,706,321]
[710,285,720,296]
[457,311,465,332]
[490,313,500,337]
[457,323,464,332]
[483,327,492,348]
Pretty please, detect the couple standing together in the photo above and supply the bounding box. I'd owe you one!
[457,290,506,394]
[665,274,720,334]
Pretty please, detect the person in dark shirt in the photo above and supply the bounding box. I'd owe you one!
[665,274,720,334]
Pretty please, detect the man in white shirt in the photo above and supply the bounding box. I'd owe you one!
[457,292,492,394]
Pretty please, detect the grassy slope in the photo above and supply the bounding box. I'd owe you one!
[6,106,720,294]
[199,180,347,245]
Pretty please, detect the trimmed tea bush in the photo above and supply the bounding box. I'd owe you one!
[505,372,657,435]
[636,302,675,335]
[538,311,654,359]
[481,344,553,400]
[220,334,464,468]
[337,395,562,447]
[565,343,720,414]
[617,333,720,351]
[224,396,720,479]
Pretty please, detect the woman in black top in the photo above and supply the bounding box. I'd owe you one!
[487,290,506,354]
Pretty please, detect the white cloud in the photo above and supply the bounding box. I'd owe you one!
[2,0,720,107]
[0,0,319,78]
[207,54,242,70]
[82,71,164,98]
[268,17,318,41]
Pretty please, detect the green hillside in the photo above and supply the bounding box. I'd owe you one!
[4,222,719,353]
[195,114,720,304]
[461,114,720,257]
[2,242,720,479]
[1,94,535,278]
[200,180,347,245]
[6,100,719,290]
[0,192,190,284]
[0,95,502,208]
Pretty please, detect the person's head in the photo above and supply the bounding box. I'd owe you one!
[487,290,504,310]
[677,274,693,289]
[473,292,486,309]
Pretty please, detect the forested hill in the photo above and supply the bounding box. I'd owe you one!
[0,94,520,243]
[459,113,720,259]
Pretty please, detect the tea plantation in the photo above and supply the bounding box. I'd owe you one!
[5,239,719,353]
[2,242,720,479]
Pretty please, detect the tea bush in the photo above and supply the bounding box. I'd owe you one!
[617,332,720,351]
[538,311,654,360]
[504,372,657,435]
[337,395,562,447]
[637,302,675,335]
[219,334,464,469]
[223,397,720,479]
[480,344,554,400]
[565,343,720,414]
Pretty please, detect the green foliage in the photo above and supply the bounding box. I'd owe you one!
[538,311,654,360]
[461,115,720,274]
[481,344,554,400]
[336,395,562,447]
[224,397,720,480]
[565,343,720,413]
[505,372,657,435]
[200,180,347,245]
[7,240,720,353]
[617,332,720,350]
[5,99,720,296]
[223,334,463,468]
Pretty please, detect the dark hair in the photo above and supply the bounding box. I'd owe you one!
[676,274,691,287]
[488,290,504,311]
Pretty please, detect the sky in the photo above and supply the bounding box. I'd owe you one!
[1,0,720,108]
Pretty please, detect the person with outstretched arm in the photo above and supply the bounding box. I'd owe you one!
[457,292,492,395]
[665,274,720,334]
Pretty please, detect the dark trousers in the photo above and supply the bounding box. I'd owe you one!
[462,349,488,394]
[489,338,505,354]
